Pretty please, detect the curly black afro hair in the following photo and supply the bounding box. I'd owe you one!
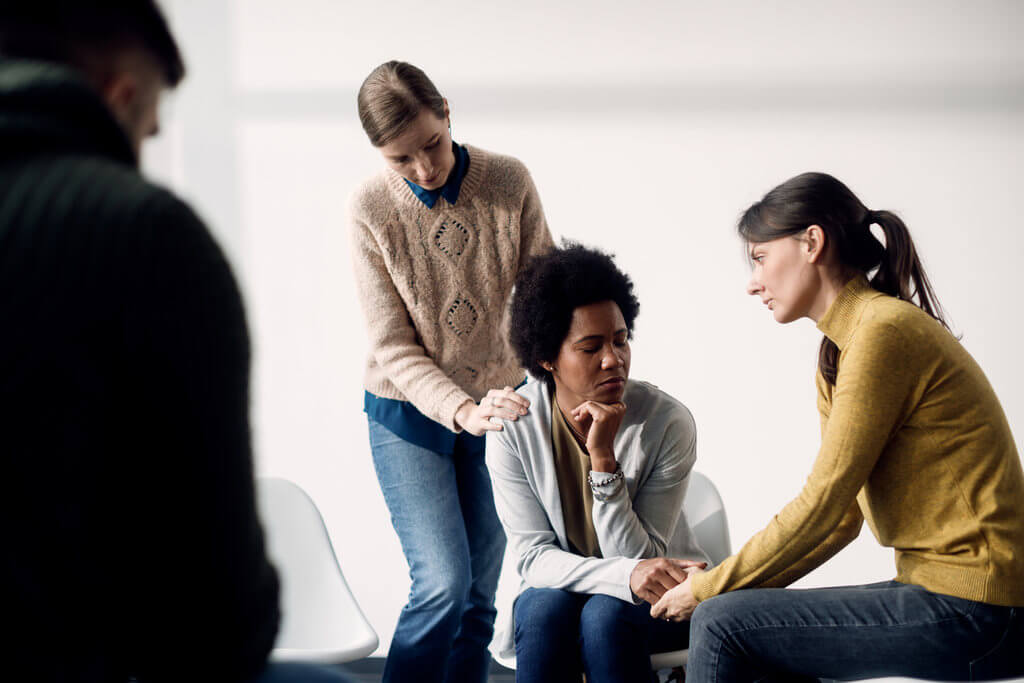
[509,241,640,389]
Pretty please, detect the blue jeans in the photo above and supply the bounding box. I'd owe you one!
[514,587,691,683]
[688,580,1024,682]
[368,417,506,683]
[251,662,353,683]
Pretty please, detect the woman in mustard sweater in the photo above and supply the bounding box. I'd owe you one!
[651,172,1024,681]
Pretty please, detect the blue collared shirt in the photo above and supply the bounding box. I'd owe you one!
[364,391,474,456]
[404,142,470,209]
[364,375,528,456]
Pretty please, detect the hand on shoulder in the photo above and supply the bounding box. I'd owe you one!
[455,386,530,437]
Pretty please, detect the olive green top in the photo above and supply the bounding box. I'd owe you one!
[552,401,601,558]
[692,276,1024,606]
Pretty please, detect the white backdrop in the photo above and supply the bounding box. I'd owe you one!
[147,0,1023,656]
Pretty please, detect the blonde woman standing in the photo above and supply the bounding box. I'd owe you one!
[350,61,554,683]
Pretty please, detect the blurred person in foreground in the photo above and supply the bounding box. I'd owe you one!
[0,2,349,681]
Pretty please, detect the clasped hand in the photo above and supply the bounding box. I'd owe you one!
[648,566,704,622]
[629,558,706,613]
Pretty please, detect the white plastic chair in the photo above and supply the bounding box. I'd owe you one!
[650,470,732,676]
[256,477,378,663]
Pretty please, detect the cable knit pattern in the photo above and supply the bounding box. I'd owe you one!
[349,144,554,431]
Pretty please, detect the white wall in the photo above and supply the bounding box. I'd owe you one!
[150,0,1024,656]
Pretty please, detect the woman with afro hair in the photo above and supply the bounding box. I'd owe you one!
[485,242,710,682]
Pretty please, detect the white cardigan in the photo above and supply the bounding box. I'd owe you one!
[485,378,709,659]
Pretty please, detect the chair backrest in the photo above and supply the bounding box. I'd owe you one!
[649,471,733,672]
[256,477,378,663]
[682,471,732,565]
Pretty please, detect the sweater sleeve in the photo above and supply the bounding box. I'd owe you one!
[486,431,641,601]
[591,405,696,560]
[691,321,922,602]
[349,209,474,431]
[741,374,865,588]
[123,192,279,682]
[755,501,864,589]
[516,165,555,269]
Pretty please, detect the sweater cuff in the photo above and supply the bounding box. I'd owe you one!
[690,568,716,602]
[439,389,474,432]
[624,558,643,604]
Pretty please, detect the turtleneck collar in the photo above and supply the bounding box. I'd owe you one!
[0,59,136,167]
[816,275,885,350]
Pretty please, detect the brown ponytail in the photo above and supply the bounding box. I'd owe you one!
[739,173,952,385]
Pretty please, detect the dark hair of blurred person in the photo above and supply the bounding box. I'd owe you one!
[0,0,184,158]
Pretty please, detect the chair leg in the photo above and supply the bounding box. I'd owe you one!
[654,668,680,683]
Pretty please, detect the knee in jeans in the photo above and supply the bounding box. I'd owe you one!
[579,595,635,643]
[413,566,471,614]
[515,589,579,635]
[690,592,743,647]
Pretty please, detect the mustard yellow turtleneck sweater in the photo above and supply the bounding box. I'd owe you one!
[691,276,1024,607]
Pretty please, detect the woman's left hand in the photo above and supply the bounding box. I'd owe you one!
[650,567,703,622]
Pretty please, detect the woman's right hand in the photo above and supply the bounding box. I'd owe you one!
[629,557,708,605]
[570,400,627,470]
[454,386,530,436]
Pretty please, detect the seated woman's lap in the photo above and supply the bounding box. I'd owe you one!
[514,587,690,682]
[688,580,1023,683]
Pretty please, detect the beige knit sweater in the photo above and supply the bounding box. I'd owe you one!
[692,276,1024,606]
[349,144,554,432]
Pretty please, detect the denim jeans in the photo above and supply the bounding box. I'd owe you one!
[688,580,1024,682]
[368,417,506,683]
[513,587,691,683]
[250,661,354,683]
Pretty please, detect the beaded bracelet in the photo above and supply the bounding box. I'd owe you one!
[587,465,624,489]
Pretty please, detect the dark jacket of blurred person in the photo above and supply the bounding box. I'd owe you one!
[0,3,280,681]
